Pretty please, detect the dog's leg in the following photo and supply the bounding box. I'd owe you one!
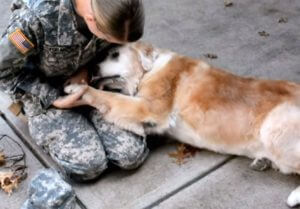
[258,103,300,207]
[287,186,300,207]
[249,158,272,171]
[80,86,159,136]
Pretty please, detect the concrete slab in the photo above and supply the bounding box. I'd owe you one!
[153,158,300,209]
[0,92,12,110]
[143,0,300,82]
[74,143,230,209]
[0,0,11,31]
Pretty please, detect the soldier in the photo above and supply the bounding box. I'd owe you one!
[0,0,149,182]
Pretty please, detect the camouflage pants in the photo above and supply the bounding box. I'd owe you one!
[27,107,149,181]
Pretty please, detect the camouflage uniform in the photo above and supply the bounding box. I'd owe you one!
[0,0,149,181]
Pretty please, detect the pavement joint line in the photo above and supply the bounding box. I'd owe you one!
[75,196,88,209]
[143,155,236,209]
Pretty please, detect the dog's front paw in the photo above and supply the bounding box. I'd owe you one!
[287,186,300,207]
[64,84,86,94]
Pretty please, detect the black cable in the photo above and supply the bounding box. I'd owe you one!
[0,134,27,178]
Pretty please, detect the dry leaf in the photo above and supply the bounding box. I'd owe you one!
[168,144,199,165]
[224,0,233,7]
[258,31,270,37]
[8,102,22,116]
[0,151,5,166]
[278,17,288,23]
[204,53,218,59]
[0,171,20,195]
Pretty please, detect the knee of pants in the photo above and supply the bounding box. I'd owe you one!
[27,108,108,181]
[91,114,150,170]
[49,134,109,181]
[50,147,108,182]
[66,158,108,182]
[110,141,149,170]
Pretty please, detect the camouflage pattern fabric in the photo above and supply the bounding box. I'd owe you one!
[20,169,76,209]
[0,0,149,183]
[90,109,149,170]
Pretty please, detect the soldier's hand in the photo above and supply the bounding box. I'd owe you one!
[52,85,88,109]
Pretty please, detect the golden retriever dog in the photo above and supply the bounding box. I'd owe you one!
[65,42,300,207]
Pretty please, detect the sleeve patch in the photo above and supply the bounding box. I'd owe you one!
[8,28,35,55]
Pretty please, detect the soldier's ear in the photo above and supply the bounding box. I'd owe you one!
[84,14,95,24]
[83,14,99,35]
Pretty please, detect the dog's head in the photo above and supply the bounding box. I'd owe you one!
[96,42,155,95]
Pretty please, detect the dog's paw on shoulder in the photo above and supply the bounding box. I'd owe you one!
[64,84,86,94]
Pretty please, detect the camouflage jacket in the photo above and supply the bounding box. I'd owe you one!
[0,0,110,115]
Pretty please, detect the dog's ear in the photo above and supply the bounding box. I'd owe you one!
[139,51,153,72]
[132,42,154,72]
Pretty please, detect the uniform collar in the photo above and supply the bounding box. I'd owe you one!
[71,0,93,39]
[57,0,77,45]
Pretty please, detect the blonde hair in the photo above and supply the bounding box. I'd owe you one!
[91,0,145,42]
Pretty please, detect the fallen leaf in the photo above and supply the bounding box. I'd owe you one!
[0,151,5,166]
[258,31,270,37]
[168,144,199,165]
[0,171,20,195]
[278,17,288,23]
[8,102,22,116]
[204,53,218,59]
[224,0,233,7]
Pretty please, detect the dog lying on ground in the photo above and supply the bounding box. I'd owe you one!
[65,42,300,207]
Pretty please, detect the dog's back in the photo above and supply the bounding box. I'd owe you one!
[133,49,299,161]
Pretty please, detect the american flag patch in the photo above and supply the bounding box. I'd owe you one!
[8,28,34,55]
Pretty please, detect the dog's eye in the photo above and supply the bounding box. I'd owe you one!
[111,51,119,59]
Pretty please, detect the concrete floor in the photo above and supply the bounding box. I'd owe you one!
[1,0,300,208]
